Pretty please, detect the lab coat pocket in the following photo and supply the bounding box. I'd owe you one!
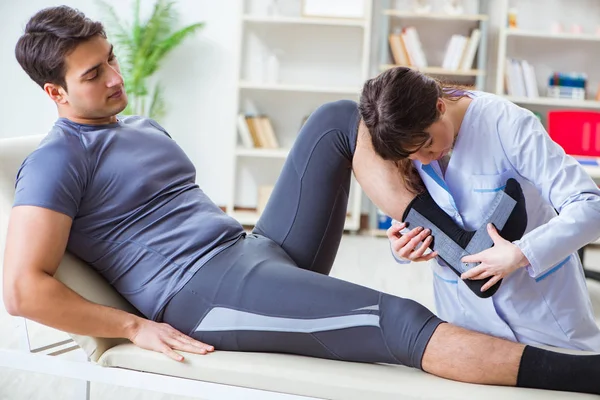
[469,169,515,218]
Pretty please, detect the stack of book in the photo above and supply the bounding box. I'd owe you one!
[388,27,428,68]
[504,58,539,98]
[388,27,481,71]
[547,72,587,100]
[441,29,481,71]
[237,114,279,149]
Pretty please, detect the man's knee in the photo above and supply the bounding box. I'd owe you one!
[379,293,441,368]
[300,100,359,150]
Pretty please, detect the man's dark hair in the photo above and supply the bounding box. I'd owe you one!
[15,6,106,91]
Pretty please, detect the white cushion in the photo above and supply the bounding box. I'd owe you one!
[98,343,599,399]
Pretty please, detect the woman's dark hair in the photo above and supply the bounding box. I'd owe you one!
[358,66,467,194]
[15,6,106,91]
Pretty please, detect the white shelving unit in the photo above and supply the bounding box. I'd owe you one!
[495,0,600,104]
[379,64,484,77]
[242,15,367,27]
[503,96,600,111]
[495,0,600,184]
[505,29,600,43]
[383,9,488,22]
[227,0,373,231]
[378,0,490,90]
[235,147,289,158]
[583,165,600,180]
[238,81,361,95]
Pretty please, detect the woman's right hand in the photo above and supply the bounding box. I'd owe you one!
[388,222,438,262]
[128,318,214,361]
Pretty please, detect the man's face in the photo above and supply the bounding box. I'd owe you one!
[50,35,128,123]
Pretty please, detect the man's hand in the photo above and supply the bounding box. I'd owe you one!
[129,318,214,361]
[388,222,438,262]
[461,224,530,292]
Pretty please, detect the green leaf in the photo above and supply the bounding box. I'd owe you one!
[148,83,166,121]
[97,0,204,118]
[143,22,204,77]
[132,0,141,47]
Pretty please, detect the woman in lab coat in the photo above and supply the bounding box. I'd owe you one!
[359,66,600,351]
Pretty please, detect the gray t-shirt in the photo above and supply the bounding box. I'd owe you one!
[14,116,244,320]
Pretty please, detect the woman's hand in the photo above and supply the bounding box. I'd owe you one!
[461,223,530,292]
[128,318,214,361]
[388,222,438,262]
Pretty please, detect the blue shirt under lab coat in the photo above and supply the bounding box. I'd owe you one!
[397,91,600,351]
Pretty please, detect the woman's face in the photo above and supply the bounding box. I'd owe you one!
[408,99,455,165]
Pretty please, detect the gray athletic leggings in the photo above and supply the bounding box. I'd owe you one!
[162,100,443,369]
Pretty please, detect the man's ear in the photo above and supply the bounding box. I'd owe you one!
[43,83,68,105]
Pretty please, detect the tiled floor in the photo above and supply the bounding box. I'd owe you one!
[1,235,600,400]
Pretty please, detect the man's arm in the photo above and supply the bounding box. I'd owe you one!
[3,206,213,361]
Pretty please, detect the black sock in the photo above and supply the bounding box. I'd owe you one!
[402,178,527,298]
[517,345,600,395]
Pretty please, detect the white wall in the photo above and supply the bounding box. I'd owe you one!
[0,0,242,206]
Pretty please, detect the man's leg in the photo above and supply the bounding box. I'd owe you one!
[352,120,416,221]
[424,323,600,395]
[163,236,600,395]
[423,323,522,385]
[253,100,425,273]
[163,234,444,368]
[253,100,361,274]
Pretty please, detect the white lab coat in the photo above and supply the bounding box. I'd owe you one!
[409,91,600,351]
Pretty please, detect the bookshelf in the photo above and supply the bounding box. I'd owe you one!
[495,0,600,106]
[505,29,600,43]
[494,0,600,184]
[379,64,484,77]
[504,96,600,111]
[227,0,373,231]
[242,15,367,27]
[378,0,490,90]
[583,165,600,180]
[235,147,289,158]
[382,9,488,22]
[238,81,361,95]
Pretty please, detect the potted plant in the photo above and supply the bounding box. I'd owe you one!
[97,0,204,121]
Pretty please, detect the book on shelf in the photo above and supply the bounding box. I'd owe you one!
[389,26,480,72]
[521,60,539,98]
[442,34,467,70]
[388,31,410,66]
[575,156,600,167]
[237,114,280,149]
[403,27,428,68]
[504,58,539,98]
[460,28,481,70]
[441,29,481,71]
[237,113,254,148]
[388,27,427,68]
